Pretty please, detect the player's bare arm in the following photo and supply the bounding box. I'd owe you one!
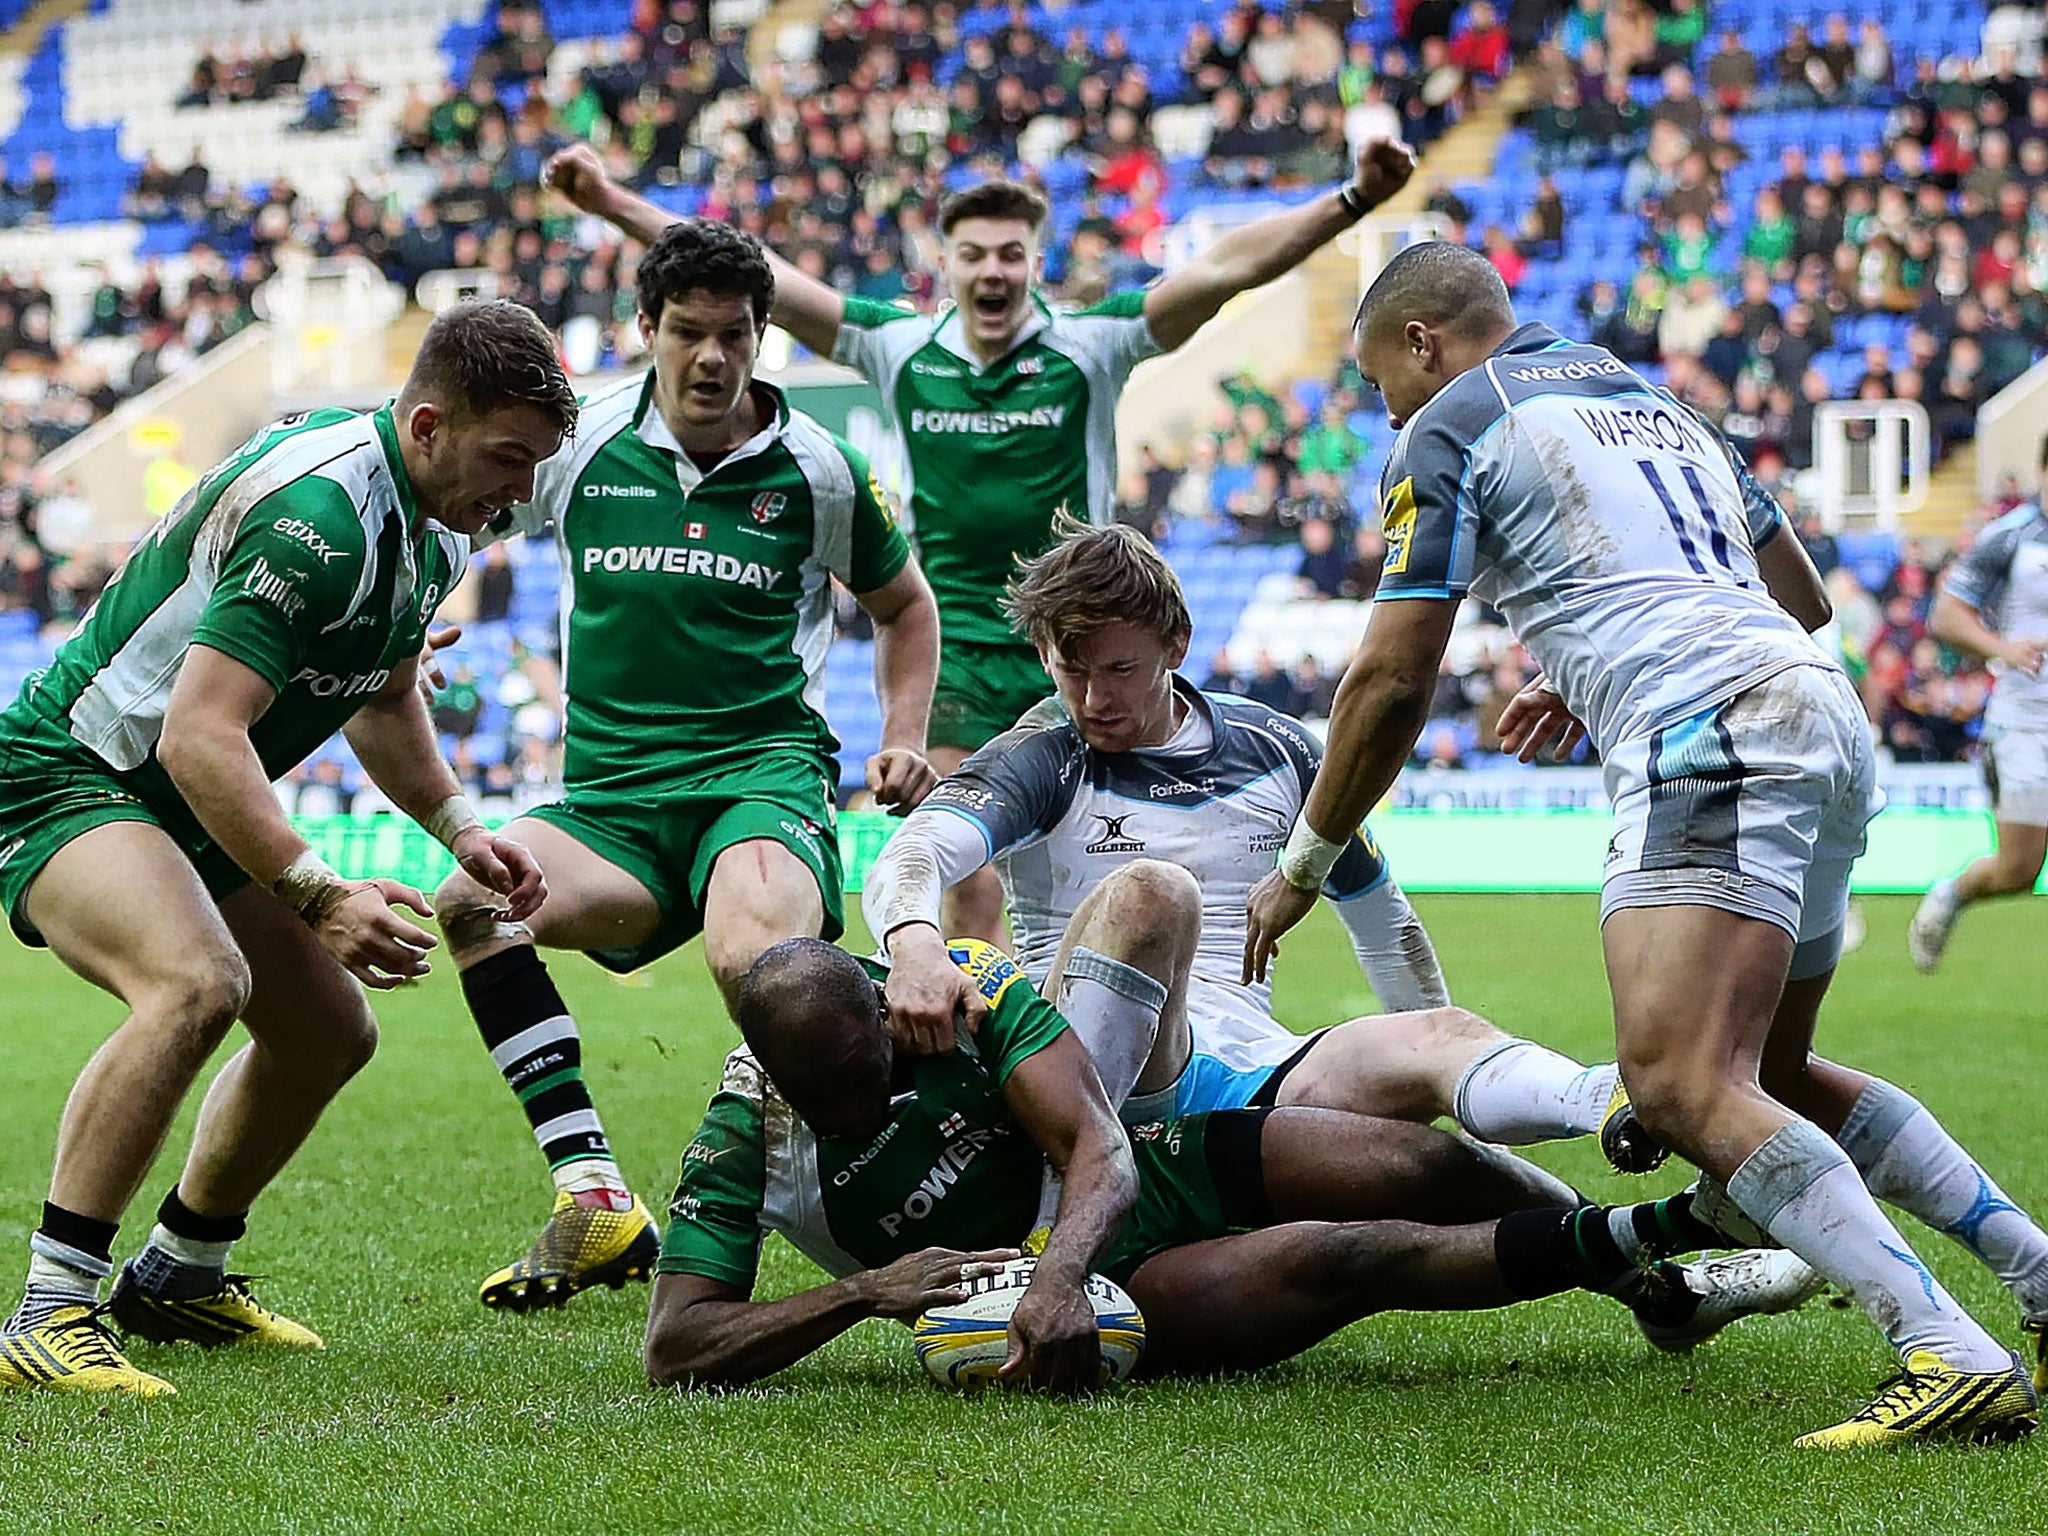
[543,142,847,356]
[1244,598,1458,984]
[341,654,546,922]
[864,807,1002,1050]
[160,645,440,990]
[999,1032,1139,1390]
[1931,590,2047,676]
[1142,138,1417,352]
[643,1247,1019,1389]
[1753,523,1834,633]
[855,560,941,812]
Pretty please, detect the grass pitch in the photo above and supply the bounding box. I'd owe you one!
[1,893,2043,1535]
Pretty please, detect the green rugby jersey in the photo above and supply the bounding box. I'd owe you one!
[0,405,462,803]
[832,292,1162,646]
[485,373,910,797]
[657,939,1066,1287]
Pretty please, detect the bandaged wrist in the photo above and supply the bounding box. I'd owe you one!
[422,794,483,850]
[1277,818,1347,892]
[271,848,347,926]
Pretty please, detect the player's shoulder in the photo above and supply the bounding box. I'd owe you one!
[713,1045,772,1110]
[1206,692,1322,769]
[1980,502,2048,548]
[1392,360,1513,474]
[565,371,651,451]
[944,937,1030,1009]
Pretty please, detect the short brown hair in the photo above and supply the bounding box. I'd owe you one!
[1003,514,1191,654]
[401,299,578,437]
[938,180,1050,237]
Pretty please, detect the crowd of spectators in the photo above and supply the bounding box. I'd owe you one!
[1517,8,2047,469]
[7,0,2045,795]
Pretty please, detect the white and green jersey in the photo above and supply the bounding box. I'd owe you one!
[658,941,1065,1286]
[484,373,910,799]
[0,405,462,810]
[833,292,1161,647]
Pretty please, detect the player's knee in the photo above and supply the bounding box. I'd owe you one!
[329,1009,379,1080]
[1087,858,1200,963]
[1617,1059,1716,1146]
[1402,1005,1500,1053]
[147,951,251,1055]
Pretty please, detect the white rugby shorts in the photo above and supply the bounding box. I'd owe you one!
[1981,725,2048,827]
[1599,664,1880,951]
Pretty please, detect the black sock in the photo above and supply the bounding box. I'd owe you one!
[158,1187,247,1246]
[1624,1191,1726,1260]
[461,946,616,1176]
[37,1201,118,1268]
[1493,1205,1693,1307]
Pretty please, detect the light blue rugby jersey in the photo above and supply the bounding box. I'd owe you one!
[1373,322,1834,753]
[1943,503,2048,732]
[918,679,1387,1034]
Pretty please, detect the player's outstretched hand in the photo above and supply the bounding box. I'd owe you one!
[1243,868,1317,985]
[543,143,612,212]
[451,826,548,923]
[1352,136,1418,210]
[2002,637,2048,678]
[884,925,986,1054]
[417,623,460,701]
[1001,1275,1101,1393]
[866,748,938,814]
[316,880,440,990]
[1495,675,1586,764]
[858,1247,1019,1322]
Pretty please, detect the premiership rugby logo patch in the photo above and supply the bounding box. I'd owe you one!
[749,492,788,525]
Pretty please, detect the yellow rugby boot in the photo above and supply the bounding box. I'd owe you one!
[1793,1350,2037,1449]
[479,1190,659,1312]
[0,1305,176,1396]
[1599,1080,1669,1175]
[110,1267,324,1349]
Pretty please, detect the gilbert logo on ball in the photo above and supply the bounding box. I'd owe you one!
[912,1257,1145,1389]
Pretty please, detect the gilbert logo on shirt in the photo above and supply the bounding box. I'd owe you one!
[749,492,788,525]
[1085,813,1146,855]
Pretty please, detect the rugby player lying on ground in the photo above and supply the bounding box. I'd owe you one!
[643,938,1818,1389]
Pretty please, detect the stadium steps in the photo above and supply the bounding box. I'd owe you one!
[381,303,434,389]
[1299,67,1530,358]
[1904,442,1978,543]
[0,0,89,57]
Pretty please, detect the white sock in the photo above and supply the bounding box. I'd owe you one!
[147,1223,234,1271]
[1729,1118,2007,1370]
[1452,1040,1617,1145]
[1036,950,1170,1236]
[1054,950,1169,1110]
[553,1157,630,1198]
[10,1245,108,1332]
[1838,1079,2048,1322]
[1929,875,1961,914]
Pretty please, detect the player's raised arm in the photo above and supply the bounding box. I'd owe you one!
[1141,138,1416,352]
[1000,1029,1138,1390]
[543,142,847,357]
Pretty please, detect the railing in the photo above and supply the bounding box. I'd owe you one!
[1339,212,1450,300]
[256,254,405,392]
[1810,400,1931,530]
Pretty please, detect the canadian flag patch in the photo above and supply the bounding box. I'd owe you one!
[685,522,706,539]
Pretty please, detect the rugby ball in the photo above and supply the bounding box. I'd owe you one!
[912,1257,1145,1388]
